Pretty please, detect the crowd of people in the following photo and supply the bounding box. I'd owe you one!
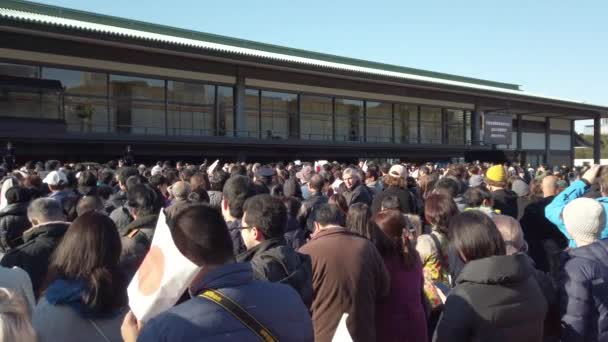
[0,158,606,341]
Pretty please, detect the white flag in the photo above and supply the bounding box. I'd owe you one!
[332,313,353,342]
[127,210,201,322]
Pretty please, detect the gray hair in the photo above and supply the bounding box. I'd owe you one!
[0,288,36,342]
[342,168,359,180]
[171,181,192,200]
[27,198,64,224]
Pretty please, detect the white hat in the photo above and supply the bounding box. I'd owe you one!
[563,198,605,246]
[151,165,163,176]
[43,170,68,186]
[388,164,408,179]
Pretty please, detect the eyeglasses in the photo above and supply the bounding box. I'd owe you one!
[239,225,252,230]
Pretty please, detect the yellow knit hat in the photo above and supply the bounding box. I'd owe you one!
[486,165,507,183]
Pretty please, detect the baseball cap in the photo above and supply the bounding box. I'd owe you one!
[388,164,407,179]
[43,170,68,186]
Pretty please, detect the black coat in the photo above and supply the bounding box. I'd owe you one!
[0,202,31,251]
[237,238,313,308]
[491,189,519,218]
[120,214,158,278]
[371,185,413,214]
[519,196,568,273]
[297,192,328,233]
[434,253,548,342]
[284,216,307,250]
[0,221,69,296]
[342,183,373,207]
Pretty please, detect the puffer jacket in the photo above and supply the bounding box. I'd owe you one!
[433,253,548,342]
[237,238,313,308]
[0,202,31,251]
[138,262,313,341]
[559,239,608,342]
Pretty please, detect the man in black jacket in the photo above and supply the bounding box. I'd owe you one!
[1,198,69,297]
[297,174,328,233]
[237,194,313,308]
[341,167,373,207]
[371,164,413,214]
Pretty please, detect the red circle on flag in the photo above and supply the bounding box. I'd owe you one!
[138,245,165,296]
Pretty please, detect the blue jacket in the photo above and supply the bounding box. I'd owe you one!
[558,239,608,342]
[138,262,313,342]
[545,180,608,247]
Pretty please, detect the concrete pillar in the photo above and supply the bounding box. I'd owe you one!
[234,69,246,138]
[471,107,481,145]
[545,117,551,165]
[594,113,601,164]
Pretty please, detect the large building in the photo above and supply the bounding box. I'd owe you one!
[0,0,606,164]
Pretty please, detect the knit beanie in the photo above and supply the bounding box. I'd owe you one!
[486,165,507,183]
[511,179,530,197]
[563,198,605,246]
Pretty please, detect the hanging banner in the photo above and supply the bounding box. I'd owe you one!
[483,113,513,145]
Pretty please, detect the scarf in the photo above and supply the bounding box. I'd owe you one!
[45,279,92,317]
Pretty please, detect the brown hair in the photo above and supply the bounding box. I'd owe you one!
[374,210,420,270]
[419,174,438,199]
[45,212,126,314]
[424,193,459,235]
[328,194,348,216]
[385,175,406,188]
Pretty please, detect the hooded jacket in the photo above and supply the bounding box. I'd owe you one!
[433,253,548,342]
[0,202,31,251]
[0,221,70,296]
[559,239,608,342]
[237,238,313,308]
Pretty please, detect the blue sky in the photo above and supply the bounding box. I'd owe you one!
[36,0,608,132]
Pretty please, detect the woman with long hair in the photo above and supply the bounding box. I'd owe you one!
[345,203,376,241]
[416,193,459,333]
[33,212,127,342]
[434,211,547,341]
[374,210,428,342]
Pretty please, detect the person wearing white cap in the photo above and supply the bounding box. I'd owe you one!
[558,197,608,341]
[43,170,73,204]
[370,164,413,214]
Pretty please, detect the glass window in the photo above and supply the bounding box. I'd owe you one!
[0,62,39,78]
[111,100,165,135]
[0,91,60,119]
[447,109,465,145]
[335,99,363,142]
[245,89,260,138]
[394,104,418,144]
[42,67,107,96]
[110,74,165,101]
[420,106,442,144]
[261,91,297,140]
[109,74,165,135]
[366,101,392,143]
[167,81,215,137]
[300,95,332,141]
[218,86,234,137]
[65,96,110,133]
[167,81,214,104]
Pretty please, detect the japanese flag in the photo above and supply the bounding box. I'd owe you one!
[332,313,353,342]
[127,210,201,322]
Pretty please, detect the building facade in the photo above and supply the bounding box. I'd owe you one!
[0,0,606,164]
